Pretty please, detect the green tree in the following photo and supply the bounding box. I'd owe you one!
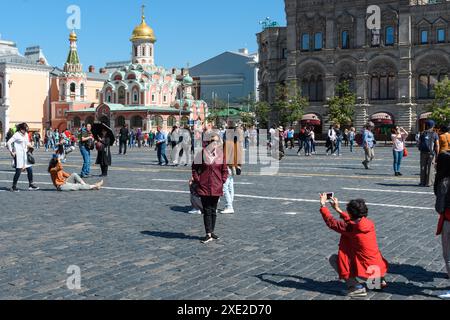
[206,99,227,126]
[429,77,450,127]
[273,82,308,127]
[327,81,356,126]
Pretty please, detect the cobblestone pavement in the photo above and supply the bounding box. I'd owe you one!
[0,143,447,300]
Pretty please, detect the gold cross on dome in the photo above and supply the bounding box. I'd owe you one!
[142,4,146,19]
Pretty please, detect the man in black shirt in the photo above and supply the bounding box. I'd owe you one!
[119,124,129,155]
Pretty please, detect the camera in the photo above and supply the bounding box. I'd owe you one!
[326,192,334,200]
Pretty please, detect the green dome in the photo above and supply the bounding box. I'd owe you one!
[183,75,193,85]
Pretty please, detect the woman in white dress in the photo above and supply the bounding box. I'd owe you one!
[7,123,39,192]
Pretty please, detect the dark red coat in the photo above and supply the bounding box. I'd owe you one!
[320,207,388,280]
[192,145,228,197]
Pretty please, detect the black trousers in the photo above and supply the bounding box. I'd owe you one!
[13,167,33,187]
[100,165,108,176]
[119,140,127,154]
[201,196,220,234]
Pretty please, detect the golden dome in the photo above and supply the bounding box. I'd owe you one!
[69,30,77,42]
[131,7,156,43]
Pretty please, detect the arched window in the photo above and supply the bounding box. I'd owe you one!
[418,73,447,99]
[341,31,350,49]
[167,116,176,127]
[301,76,324,102]
[116,116,126,127]
[85,116,95,125]
[131,115,143,128]
[385,26,395,46]
[314,32,323,50]
[61,84,66,98]
[70,83,76,93]
[0,83,3,99]
[73,117,81,128]
[338,74,356,94]
[106,90,112,103]
[80,84,85,97]
[181,116,189,127]
[371,73,397,100]
[152,116,164,127]
[134,46,138,57]
[301,34,310,51]
[133,88,139,104]
[118,87,126,105]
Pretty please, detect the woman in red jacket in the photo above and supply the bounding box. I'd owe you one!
[192,132,229,244]
[319,193,388,297]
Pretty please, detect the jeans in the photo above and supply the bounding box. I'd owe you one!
[201,196,220,234]
[157,143,169,165]
[58,173,92,191]
[393,150,404,173]
[304,139,311,155]
[79,145,91,177]
[326,140,336,154]
[223,175,235,209]
[119,140,127,154]
[350,140,354,153]
[13,167,33,187]
[334,140,342,156]
[297,139,304,153]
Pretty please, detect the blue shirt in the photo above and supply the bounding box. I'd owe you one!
[156,131,167,144]
[362,129,374,148]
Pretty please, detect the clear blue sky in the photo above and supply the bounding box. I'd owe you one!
[0,0,286,70]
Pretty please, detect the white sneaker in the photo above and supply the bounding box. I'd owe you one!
[221,207,235,214]
[188,209,202,215]
[438,291,450,299]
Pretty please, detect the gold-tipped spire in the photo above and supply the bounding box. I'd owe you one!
[69,30,77,42]
[130,4,156,42]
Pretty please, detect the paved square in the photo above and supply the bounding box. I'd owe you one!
[0,143,446,300]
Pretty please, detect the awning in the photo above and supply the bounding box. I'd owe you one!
[420,112,432,120]
[370,112,394,125]
[301,114,321,126]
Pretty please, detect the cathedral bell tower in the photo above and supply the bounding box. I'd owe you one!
[130,5,156,65]
[59,31,86,102]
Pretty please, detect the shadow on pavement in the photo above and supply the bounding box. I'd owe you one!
[170,206,192,214]
[256,269,442,299]
[389,263,448,282]
[256,273,345,296]
[376,183,423,187]
[140,231,201,241]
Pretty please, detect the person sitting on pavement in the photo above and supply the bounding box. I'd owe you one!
[48,155,103,192]
[319,193,388,298]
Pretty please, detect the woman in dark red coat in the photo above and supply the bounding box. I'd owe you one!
[319,194,388,298]
[192,132,228,243]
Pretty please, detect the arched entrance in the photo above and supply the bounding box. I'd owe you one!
[301,113,322,137]
[370,112,395,139]
[419,112,432,132]
[131,115,143,129]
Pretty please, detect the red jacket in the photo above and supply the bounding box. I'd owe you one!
[192,144,228,197]
[320,207,388,280]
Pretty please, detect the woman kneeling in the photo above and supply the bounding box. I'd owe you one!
[48,156,103,191]
[319,194,388,298]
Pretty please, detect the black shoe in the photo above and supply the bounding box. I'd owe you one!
[11,186,19,193]
[28,184,40,191]
[397,172,403,176]
[395,172,399,176]
[362,161,369,170]
[211,233,220,240]
[201,235,214,244]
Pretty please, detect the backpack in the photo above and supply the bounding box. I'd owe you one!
[355,133,364,146]
[418,131,435,153]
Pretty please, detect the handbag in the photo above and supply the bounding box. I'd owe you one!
[403,147,409,157]
[27,152,36,165]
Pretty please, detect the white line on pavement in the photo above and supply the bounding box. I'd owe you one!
[342,187,434,195]
[0,180,434,211]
